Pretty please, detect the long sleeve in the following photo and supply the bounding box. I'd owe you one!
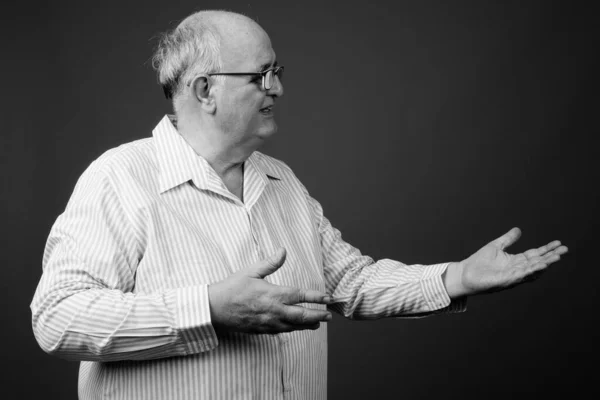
[304,192,466,320]
[30,164,218,362]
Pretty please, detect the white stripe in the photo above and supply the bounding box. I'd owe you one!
[31,115,465,399]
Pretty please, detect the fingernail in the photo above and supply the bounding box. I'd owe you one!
[323,296,331,303]
[324,313,332,321]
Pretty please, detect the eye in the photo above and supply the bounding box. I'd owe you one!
[250,75,262,84]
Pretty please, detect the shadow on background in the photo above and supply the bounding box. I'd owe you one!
[2,0,597,399]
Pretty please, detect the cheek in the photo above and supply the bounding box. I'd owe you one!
[246,92,264,110]
[240,95,265,121]
[217,89,265,128]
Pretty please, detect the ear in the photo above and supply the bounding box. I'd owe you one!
[190,75,216,114]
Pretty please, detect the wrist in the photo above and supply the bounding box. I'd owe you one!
[443,261,466,299]
[207,283,226,333]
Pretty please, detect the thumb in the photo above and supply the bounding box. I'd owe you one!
[249,248,287,279]
[491,227,522,250]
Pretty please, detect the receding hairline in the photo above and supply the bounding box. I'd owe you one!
[180,10,273,73]
[177,10,266,41]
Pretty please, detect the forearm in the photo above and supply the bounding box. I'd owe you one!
[31,284,217,362]
[327,256,459,319]
[304,187,466,320]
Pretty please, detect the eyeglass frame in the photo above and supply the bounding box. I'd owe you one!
[207,65,284,91]
[163,65,284,99]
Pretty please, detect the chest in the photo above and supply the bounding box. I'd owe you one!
[131,182,325,294]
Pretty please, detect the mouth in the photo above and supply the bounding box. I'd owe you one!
[260,105,274,115]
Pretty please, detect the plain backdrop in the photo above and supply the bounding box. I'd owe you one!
[2,0,598,399]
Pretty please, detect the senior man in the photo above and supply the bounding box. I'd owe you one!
[31,10,568,400]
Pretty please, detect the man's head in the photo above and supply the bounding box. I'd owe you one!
[152,10,283,149]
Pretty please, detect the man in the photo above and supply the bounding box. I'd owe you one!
[31,10,568,400]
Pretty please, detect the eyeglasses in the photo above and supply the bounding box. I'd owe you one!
[208,65,284,91]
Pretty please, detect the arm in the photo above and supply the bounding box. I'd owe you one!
[304,192,465,320]
[31,167,217,362]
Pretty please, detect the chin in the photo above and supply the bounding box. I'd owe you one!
[257,124,278,139]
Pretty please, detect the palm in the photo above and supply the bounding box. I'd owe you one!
[460,228,568,295]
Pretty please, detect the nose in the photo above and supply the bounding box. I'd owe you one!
[268,75,284,97]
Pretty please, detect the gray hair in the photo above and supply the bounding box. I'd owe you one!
[151,12,224,101]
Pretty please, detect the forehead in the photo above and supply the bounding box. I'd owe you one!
[219,21,276,71]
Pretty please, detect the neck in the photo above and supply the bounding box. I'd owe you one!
[175,112,254,179]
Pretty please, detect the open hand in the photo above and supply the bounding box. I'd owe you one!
[207,248,332,334]
[445,228,568,297]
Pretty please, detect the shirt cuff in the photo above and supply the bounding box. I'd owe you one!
[166,284,219,354]
[420,262,453,311]
[420,262,468,313]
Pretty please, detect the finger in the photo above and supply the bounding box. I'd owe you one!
[523,240,561,259]
[328,295,350,304]
[523,251,561,269]
[541,252,562,264]
[529,248,566,269]
[283,287,331,305]
[526,261,550,276]
[492,227,522,250]
[282,305,332,325]
[249,248,287,279]
[289,322,322,332]
[515,256,562,285]
[553,245,569,256]
[269,321,321,334]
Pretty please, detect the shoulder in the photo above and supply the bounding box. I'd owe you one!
[89,138,156,176]
[72,137,158,199]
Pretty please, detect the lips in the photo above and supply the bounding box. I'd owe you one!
[260,104,274,114]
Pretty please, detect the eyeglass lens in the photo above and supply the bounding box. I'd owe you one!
[264,68,283,90]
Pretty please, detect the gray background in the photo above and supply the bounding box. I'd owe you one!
[3,0,598,398]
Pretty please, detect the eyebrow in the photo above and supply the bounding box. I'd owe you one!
[259,60,279,72]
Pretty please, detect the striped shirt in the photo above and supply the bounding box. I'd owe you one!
[31,115,465,400]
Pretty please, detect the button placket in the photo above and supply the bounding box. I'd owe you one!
[246,207,264,260]
[279,332,294,396]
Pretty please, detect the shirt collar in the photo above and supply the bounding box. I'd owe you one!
[248,151,282,181]
[153,115,281,194]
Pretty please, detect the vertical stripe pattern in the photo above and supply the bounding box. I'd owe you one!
[31,115,465,399]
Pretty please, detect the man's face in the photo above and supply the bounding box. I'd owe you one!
[214,24,283,147]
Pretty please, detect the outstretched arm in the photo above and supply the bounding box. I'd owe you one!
[443,227,568,298]
[302,188,464,319]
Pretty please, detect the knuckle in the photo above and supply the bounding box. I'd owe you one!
[262,295,276,309]
[257,313,273,327]
[287,307,303,324]
[287,288,300,304]
[276,289,289,304]
[283,308,298,324]
[300,309,309,324]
